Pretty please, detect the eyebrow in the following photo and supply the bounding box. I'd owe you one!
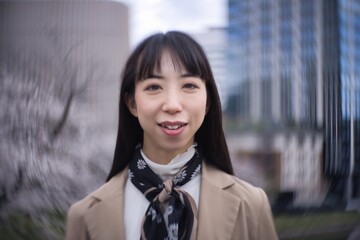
[144,74,164,80]
[142,72,198,81]
[181,73,195,78]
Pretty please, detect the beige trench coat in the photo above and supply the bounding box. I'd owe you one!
[66,161,278,240]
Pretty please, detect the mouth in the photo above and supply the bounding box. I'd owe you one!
[157,121,188,136]
[158,122,187,130]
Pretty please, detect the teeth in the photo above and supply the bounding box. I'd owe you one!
[162,124,182,130]
[166,125,181,130]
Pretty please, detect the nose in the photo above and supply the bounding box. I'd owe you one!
[161,90,182,113]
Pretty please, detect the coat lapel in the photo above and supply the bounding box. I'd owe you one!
[84,169,128,240]
[197,162,242,240]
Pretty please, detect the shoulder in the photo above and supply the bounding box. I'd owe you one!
[203,162,267,204]
[202,162,271,218]
[66,169,128,239]
[67,190,100,222]
[202,164,278,239]
[230,175,268,204]
[229,175,278,239]
[66,193,98,240]
[69,169,128,213]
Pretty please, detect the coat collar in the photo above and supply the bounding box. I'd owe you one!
[196,162,242,240]
[83,162,242,240]
[84,170,128,240]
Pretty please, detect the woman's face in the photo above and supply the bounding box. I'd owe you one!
[128,50,207,164]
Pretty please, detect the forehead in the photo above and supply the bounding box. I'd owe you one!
[135,38,208,82]
[153,50,186,73]
[136,48,187,81]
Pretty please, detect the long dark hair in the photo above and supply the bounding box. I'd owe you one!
[106,31,233,181]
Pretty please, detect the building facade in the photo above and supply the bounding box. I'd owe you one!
[227,0,323,127]
[192,27,229,107]
[228,0,360,207]
[328,0,360,204]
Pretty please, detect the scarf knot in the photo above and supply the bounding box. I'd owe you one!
[158,179,174,203]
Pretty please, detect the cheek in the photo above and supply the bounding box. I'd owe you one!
[134,97,159,123]
[134,92,150,113]
[191,95,208,119]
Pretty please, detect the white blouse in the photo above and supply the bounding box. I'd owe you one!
[124,145,201,240]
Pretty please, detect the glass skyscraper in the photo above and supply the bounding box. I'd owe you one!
[228,0,360,205]
[334,0,360,201]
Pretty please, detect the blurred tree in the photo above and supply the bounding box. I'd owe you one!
[0,27,106,217]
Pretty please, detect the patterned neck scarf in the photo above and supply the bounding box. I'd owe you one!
[128,146,202,240]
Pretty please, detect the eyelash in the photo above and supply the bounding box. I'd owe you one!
[145,85,161,91]
[144,83,199,91]
[183,83,198,89]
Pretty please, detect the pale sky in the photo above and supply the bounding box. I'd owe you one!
[116,0,227,47]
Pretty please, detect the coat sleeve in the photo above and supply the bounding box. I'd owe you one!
[66,201,90,240]
[256,189,278,240]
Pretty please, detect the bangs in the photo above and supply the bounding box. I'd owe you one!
[135,32,209,81]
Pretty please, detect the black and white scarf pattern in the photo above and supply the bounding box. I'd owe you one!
[128,146,202,240]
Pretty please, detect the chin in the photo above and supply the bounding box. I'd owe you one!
[164,142,192,153]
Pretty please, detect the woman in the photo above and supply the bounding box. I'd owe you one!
[66,31,278,240]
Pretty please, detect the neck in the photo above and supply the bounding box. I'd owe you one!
[141,148,179,165]
[141,143,195,165]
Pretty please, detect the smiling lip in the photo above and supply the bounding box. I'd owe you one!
[158,121,187,136]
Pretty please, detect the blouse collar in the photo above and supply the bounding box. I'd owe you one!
[140,144,197,181]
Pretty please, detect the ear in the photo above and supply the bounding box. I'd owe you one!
[125,93,138,117]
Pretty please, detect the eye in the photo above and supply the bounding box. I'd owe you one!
[183,83,198,90]
[145,84,161,91]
